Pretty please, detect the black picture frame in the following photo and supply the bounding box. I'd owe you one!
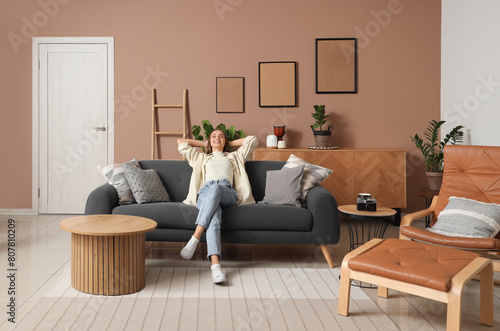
[259,61,297,107]
[316,38,357,94]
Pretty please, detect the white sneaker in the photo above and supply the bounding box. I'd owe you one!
[211,264,227,284]
[180,236,199,260]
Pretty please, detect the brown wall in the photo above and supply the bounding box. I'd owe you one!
[0,0,441,212]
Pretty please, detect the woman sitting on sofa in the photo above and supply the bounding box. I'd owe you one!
[177,130,258,283]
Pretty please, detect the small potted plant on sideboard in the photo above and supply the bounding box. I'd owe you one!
[410,120,464,190]
[310,105,333,147]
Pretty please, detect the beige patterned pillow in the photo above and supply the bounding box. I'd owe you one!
[98,159,140,205]
[282,154,333,203]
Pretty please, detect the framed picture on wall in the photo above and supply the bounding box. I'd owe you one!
[259,61,297,107]
[316,38,357,93]
[216,77,245,113]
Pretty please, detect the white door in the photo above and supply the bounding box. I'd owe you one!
[36,40,113,214]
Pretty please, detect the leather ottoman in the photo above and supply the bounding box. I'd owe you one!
[338,238,493,331]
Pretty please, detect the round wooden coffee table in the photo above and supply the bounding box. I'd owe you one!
[338,205,396,251]
[60,215,157,295]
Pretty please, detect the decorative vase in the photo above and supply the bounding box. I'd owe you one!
[311,125,333,147]
[425,172,443,191]
[273,125,286,141]
[266,135,278,148]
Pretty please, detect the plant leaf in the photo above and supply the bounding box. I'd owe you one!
[191,125,201,140]
[227,126,236,140]
[202,120,214,140]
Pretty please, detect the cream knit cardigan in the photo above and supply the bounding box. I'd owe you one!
[178,136,259,206]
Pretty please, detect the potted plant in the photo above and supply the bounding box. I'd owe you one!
[410,120,464,190]
[310,105,333,147]
[192,120,245,151]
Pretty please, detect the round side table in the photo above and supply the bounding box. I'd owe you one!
[60,215,157,295]
[338,205,396,251]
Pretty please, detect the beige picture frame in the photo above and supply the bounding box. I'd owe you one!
[259,62,297,107]
[216,77,245,113]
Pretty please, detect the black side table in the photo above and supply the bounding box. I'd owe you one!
[418,188,439,228]
[338,205,397,251]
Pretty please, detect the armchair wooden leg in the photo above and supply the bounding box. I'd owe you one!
[447,290,462,331]
[319,244,334,268]
[479,263,494,326]
[378,286,388,298]
[338,266,352,316]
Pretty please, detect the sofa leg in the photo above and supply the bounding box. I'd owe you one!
[320,245,334,268]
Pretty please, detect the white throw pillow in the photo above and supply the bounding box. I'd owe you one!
[282,154,333,203]
[98,159,140,205]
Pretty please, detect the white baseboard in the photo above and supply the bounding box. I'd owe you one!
[0,209,37,215]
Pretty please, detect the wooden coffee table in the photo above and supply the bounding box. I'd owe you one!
[60,215,157,295]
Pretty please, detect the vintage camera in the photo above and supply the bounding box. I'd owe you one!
[357,193,377,211]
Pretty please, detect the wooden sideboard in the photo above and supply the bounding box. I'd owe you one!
[253,148,407,208]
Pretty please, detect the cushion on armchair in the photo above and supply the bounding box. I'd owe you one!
[430,145,500,236]
[428,196,500,238]
[401,225,500,250]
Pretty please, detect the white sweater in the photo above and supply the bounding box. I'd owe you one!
[178,136,259,206]
[205,151,233,184]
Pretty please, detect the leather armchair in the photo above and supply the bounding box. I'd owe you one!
[400,145,500,272]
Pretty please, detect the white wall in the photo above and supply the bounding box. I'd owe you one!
[441,0,500,146]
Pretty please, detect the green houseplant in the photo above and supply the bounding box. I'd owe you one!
[191,120,245,151]
[310,105,333,147]
[410,120,464,190]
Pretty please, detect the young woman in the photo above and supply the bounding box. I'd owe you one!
[177,130,258,283]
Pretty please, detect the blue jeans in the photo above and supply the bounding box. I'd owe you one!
[196,179,238,260]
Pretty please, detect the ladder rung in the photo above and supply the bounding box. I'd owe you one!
[154,131,183,135]
[154,104,183,108]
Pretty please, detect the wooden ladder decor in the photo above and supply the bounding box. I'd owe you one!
[151,88,188,160]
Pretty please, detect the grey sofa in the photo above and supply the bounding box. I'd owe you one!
[85,160,340,266]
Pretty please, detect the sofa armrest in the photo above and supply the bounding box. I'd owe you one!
[84,183,119,215]
[399,195,438,239]
[306,185,340,245]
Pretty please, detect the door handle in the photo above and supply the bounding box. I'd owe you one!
[94,126,106,131]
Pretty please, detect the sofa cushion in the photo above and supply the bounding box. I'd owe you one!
[113,202,198,229]
[123,165,170,204]
[222,204,313,231]
[98,158,140,205]
[282,154,333,203]
[245,161,286,202]
[260,164,304,207]
[113,203,313,232]
[139,160,192,202]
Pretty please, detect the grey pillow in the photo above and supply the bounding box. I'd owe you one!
[123,164,170,204]
[98,158,140,205]
[260,164,305,207]
[428,196,500,238]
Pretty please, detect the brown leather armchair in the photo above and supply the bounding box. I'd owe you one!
[400,145,500,273]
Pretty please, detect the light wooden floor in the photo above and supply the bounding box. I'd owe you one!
[0,214,499,330]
